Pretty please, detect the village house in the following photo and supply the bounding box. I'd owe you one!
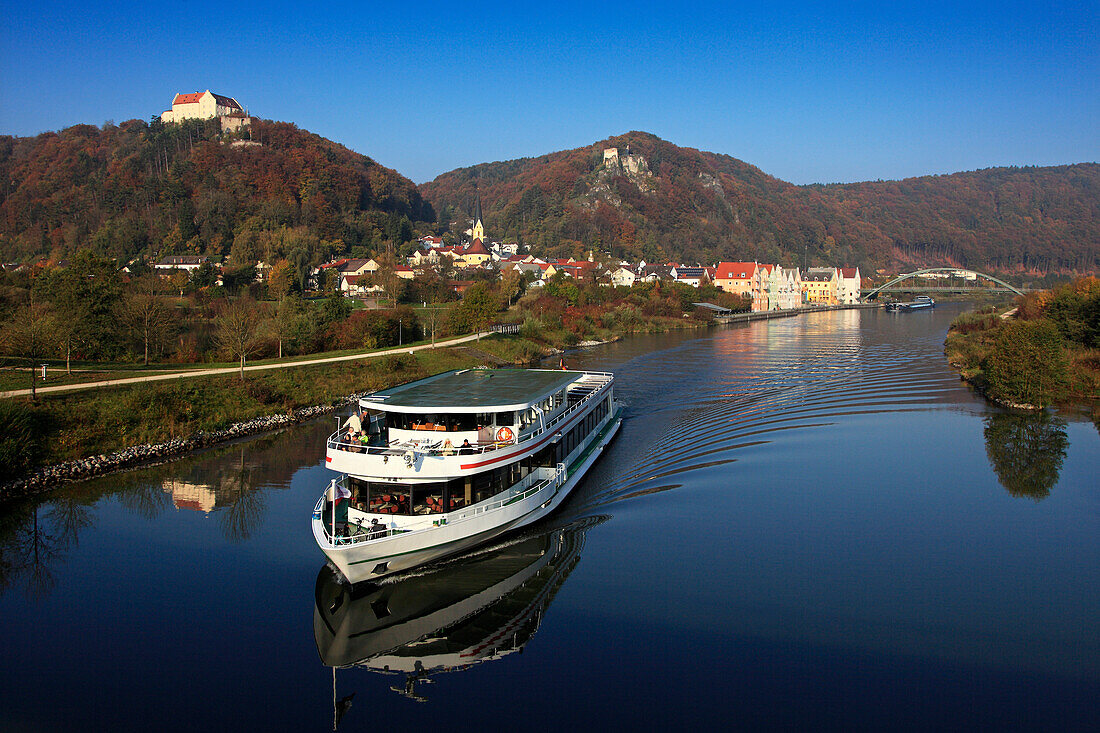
[779,267,803,309]
[155,255,210,273]
[408,248,441,267]
[316,258,381,294]
[610,267,637,287]
[715,262,768,311]
[505,261,545,278]
[837,267,861,304]
[670,266,711,288]
[637,264,670,283]
[803,267,839,304]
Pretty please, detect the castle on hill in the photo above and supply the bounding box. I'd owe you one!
[161,90,252,133]
[602,145,649,176]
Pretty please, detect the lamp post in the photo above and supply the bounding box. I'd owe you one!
[399,318,403,346]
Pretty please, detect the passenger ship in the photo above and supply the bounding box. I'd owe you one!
[312,368,622,583]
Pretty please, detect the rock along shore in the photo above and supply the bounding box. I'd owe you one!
[0,394,369,503]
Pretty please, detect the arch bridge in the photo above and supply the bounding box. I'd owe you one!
[862,268,1026,301]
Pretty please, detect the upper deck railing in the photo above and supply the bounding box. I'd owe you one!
[325,371,614,458]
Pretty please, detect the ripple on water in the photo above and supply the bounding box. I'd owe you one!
[580,314,972,509]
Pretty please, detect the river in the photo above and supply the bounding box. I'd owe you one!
[1,305,1097,731]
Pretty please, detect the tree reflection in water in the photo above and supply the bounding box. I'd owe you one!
[217,447,267,543]
[983,411,1069,500]
[118,480,173,520]
[0,497,90,599]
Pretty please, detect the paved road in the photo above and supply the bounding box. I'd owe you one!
[1,332,488,398]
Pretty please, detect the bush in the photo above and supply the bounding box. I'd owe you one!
[983,320,1070,406]
[330,308,421,350]
[950,309,999,335]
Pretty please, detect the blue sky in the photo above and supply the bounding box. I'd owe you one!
[2,1,1097,184]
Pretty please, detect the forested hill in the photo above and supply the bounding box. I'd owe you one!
[420,131,1100,273]
[0,118,435,264]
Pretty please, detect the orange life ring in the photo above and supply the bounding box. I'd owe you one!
[496,426,515,443]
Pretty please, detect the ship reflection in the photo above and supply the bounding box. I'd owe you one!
[314,514,605,711]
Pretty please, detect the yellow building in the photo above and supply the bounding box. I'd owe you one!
[803,267,839,304]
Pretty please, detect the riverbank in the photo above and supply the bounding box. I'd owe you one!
[0,326,647,499]
[944,279,1100,418]
[0,302,869,500]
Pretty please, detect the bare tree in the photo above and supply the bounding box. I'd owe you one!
[0,300,60,400]
[373,254,407,307]
[215,298,266,379]
[120,291,173,365]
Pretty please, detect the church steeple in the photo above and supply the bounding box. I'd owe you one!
[471,190,485,243]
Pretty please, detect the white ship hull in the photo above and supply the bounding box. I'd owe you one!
[314,409,621,584]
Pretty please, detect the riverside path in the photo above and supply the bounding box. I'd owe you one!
[1,332,489,399]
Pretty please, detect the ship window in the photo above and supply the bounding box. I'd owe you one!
[412,484,444,515]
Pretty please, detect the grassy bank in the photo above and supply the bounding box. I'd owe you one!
[1,279,725,482]
[944,277,1100,417]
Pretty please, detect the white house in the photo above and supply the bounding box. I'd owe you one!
[837,267,861,304]
[670,266,710,288]
[610,267,637,288]
[155,255,210,273]
[779,267,802,309]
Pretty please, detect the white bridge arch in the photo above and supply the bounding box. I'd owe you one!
[864,268,1025,301]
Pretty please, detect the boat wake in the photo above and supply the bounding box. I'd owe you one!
[571,315,969,511]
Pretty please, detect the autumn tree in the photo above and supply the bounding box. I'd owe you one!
[167,270,189,298]
[448,282,499,336]
[373,254,407,307]
[34,250,122,362]
[268,259,296,300]
[267,295,305,359]
[214,298,267,379]
[499,268,525,308]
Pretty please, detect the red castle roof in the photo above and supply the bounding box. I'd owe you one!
[172,91,242,110]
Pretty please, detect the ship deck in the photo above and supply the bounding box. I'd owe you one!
[364,369,583,411]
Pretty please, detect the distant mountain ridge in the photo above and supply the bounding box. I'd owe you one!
[0,122,1095,275]
[420,131,1099,273]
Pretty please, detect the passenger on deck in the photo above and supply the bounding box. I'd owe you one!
[459,439,474,455]
[344,429,362,452]
[343,411,363,434]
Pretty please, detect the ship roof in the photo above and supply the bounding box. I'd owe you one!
[361,369,587,412]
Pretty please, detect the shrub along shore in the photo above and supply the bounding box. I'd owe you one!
[944,277,1099,418]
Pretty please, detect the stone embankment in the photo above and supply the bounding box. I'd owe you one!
[0,396,367,502]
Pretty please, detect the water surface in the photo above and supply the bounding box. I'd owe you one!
[1,305,1097,730]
